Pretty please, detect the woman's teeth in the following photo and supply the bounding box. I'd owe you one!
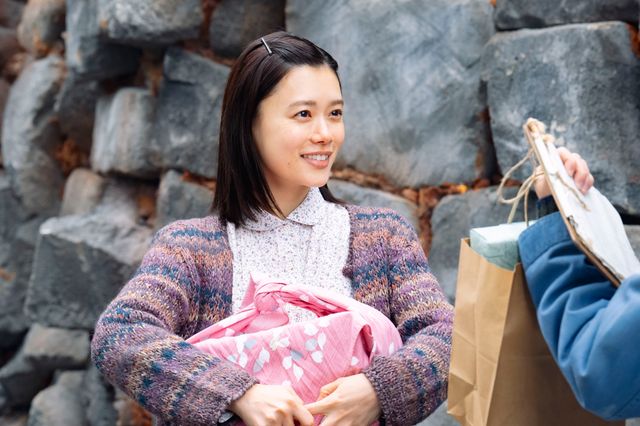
[302,154,329,161]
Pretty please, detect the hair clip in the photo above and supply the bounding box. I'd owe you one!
[261,37,273,55]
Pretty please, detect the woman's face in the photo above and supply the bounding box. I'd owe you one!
[252,65,344,199]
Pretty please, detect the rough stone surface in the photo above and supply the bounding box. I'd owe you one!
[16,0,65,57]
[0,172,25,242]
[156,170,214,229]
[494,0,639,30]
[91,177,157,225]
[626,225,640,259]
[0,1,25,29]
[153,48,229,178]
[0,412,28,426]
[1,54,64,216]
[84,366,117,426]
[483,22,640,215]
[55,73,100,153]
[91,88,158,178]
[65,0,140,79]
[287,0,496,187]
[60,168,107,217]
[28,371,87,426]
[0,79,11,147]
[0,27,21,69]
[98,0,203,47]
[328,178,419,231]
[25,214,153,329]
[429,186,536,301]
[22,323,90,370]
[0,182,39,350]
[0,345,52,408]
[209,0,285,59]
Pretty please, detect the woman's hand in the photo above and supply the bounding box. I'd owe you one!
[534,147,594,198]
[304,374,381,426]
[229,383,314,426]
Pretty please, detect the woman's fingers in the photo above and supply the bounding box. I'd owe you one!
[318,380,340,399]
[556,147,594,194]
[292,404,315,426]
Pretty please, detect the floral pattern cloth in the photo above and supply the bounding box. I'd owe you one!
[187,273,403,423]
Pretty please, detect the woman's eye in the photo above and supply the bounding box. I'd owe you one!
[331,109,343,117]
[296,110,311,118]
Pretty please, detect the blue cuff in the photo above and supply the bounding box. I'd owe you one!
[518,212,570,269]
[536,195,558,218]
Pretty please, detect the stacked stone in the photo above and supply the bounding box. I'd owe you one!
[0,0,639,425]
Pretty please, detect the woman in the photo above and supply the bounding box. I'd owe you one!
[91,31,453,426]
[519,148,640,420]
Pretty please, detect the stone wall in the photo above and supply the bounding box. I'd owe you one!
[0,0,639,425]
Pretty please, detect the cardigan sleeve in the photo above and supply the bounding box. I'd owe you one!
[518,212,640,420]
[362,213,454,426]
[90,222,258,424]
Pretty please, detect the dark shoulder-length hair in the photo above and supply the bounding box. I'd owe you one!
[212,31,343,226]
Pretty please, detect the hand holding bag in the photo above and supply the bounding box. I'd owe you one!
[186,273,402,420]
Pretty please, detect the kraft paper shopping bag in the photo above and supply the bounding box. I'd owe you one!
[447,239,620,426]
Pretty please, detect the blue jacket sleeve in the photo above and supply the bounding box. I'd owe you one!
[518,212,640,420]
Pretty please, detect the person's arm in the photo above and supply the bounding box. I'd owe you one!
[519,211,640,420]
[91,222,258,424]
[362,213,454,425]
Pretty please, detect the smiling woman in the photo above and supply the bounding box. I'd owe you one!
[91,31,454,426]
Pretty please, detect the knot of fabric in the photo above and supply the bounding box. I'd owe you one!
[253,282,287,313]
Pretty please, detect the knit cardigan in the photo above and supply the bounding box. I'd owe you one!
[91,205,454,426]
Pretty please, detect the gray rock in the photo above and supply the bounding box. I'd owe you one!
[328,178,419,231]
[627,418,640,426]
[287,0,496,187]
[156,170,214,229]
[0,275,30,350]
[22,323,90,370]
[415,401,459,426]
[0,345,52,408]
[0,203,40,350]
[91,88,158,178]
[429,186,536,301]
[16,0,65,57]
[25,213,153,329]
[0,1,25,29]
[98,0,203,47]
[1,54,64,216]
[55,73,100,153]
[0,275,29,350]
[0,172,25,242]
[495,0,638,30]
[483,22,640,215]
[0,78,10,146]
[625,225,640,259]
[153,48,229,178]
[0,412,28,426]
[28,371,87,426]
[65,0,140,79]
[60,169,105,215]
[0,27,21,69]
[91,177,157,225]
[61,168,107,217]
[209,0,285,58]
[84,365,117,426]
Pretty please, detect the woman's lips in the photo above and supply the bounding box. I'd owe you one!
[301,153,331,168]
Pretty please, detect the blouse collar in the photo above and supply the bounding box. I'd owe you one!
[243,187,326,231]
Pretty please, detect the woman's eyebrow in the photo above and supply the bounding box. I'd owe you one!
[288,99,344,108]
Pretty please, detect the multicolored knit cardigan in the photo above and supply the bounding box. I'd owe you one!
[91,205,454,426]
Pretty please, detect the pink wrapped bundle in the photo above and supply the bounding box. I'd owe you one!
[187,273,402,423]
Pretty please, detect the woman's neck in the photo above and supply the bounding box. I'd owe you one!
[269,185,310,218]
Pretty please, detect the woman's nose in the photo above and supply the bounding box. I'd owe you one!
[310,118,332,144]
